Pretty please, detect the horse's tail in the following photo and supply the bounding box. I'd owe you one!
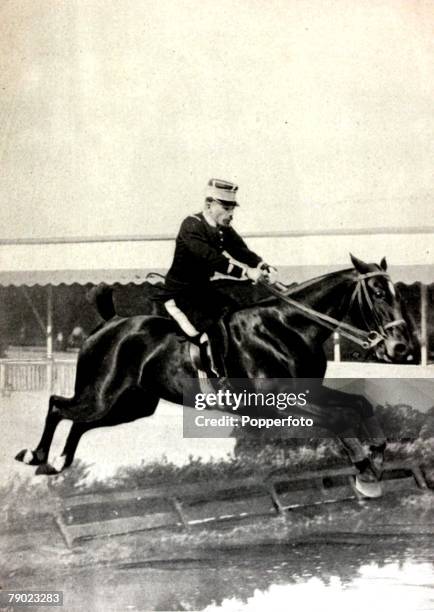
[86,284,117,321]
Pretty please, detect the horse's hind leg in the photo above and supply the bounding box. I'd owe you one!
[37,388,160,474]
[15,395,78,466]
[35,422,92,475]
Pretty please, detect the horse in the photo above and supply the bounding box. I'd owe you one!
[16,254,412,497]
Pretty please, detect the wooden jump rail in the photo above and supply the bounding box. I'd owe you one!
[53,461,430,547]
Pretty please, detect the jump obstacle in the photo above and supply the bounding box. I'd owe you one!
[53,461,431,547]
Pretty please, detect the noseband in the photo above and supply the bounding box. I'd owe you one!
[262,272,406,350]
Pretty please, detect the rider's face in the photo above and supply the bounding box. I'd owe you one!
[208,201,236,227]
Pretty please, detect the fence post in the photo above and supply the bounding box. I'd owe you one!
[333,331,341,362]
[46,285,54,393]
[420,283,428,367]
[46,360,53,394]
[47,285,53,360]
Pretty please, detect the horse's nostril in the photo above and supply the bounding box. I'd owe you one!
[394,342,407,356]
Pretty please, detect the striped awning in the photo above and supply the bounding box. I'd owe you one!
[0,269,166,287]
[0,231,433,286]
[0,265,430,287]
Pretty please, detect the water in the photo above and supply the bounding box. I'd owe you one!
[109,539,434,611]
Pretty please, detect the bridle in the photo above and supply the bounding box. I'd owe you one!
[348,271,405,345]
[261,271,406,350]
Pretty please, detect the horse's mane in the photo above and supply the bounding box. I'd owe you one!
[287,267,355,295]
[211,267,356,309]
[90,267,358,322]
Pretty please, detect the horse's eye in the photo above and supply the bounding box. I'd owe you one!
[374,290,384,298]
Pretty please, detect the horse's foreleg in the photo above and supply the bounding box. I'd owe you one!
[331,389,386,474]
[313,385,385,444]
[357,411,387,478]
[310,385,385,496]
[15,395,76,466]
[336,435,367,464]
[35,422,92,475]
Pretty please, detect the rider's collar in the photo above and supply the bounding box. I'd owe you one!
[203,210,217,228]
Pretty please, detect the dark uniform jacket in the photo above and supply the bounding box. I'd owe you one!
[164,212,262,297]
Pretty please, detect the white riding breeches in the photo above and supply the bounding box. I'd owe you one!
[164,299,200,337]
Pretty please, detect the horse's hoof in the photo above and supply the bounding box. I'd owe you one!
[35,463,59,476]
[15,449,37,465]
[353,474,383,498]
[15,449,46,465]
[35,455,66,475]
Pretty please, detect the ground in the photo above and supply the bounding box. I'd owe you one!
[1,484,434,611]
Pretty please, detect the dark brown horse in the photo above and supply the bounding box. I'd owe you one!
[16,255,412,497]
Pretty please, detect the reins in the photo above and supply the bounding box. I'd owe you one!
[147,270,405,351]
[260,272,405,350]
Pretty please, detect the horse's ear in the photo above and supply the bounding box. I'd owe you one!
[350,253,371,274]
[380,257,387,271]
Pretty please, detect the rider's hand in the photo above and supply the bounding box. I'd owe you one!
[264,268,278,284]
[246,266,263,283]
[259,262,278,284]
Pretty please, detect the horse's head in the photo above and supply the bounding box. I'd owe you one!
[349,254,411,363]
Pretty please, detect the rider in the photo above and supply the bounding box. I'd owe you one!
[162,178,277,378]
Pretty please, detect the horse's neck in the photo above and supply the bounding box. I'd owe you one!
[285,269,357,338]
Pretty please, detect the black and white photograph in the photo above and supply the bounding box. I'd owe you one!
[1,1,434,611]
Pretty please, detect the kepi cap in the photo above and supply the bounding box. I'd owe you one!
[206,178,239,205]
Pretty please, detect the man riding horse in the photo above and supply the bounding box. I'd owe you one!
[160,178,277,379]
[16,250,413,497]
[14,177,414,496]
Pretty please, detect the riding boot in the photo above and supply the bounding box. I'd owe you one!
[185,332,222,384]
[198,333,235,395]
[200,335,225,378]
